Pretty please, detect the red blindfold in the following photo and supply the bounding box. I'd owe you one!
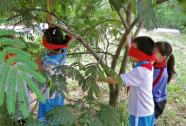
[42,37,68,50]
[128,47,156,62]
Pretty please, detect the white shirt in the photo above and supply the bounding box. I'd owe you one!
[120,66,154,117]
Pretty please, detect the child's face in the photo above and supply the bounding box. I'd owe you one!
[154,47,166,63]
[129,42,139,62]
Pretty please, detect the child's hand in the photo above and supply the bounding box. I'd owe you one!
[35,56,45,72]
[96,76,117,85]
[106,76,117,85]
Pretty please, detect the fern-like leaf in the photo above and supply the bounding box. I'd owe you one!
[82,63,101,99]
[97,105,122,126]
[0,28,46,118]
[0,37,26,48]
[47,106,76,126]
[0,62,11,105]
[7,57,38,70]
[17,75,29,118]
[6,67,16,114]
[23,74,45,103]
[17,66,45,83]
[0,29,17,37]
[60,65,84,85]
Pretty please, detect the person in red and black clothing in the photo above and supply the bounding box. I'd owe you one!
[153,42,176,126]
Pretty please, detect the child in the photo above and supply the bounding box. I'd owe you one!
[153,42,175,126]
[108,36,155,126]
[38,26,73,122]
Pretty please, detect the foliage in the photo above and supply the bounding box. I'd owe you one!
[109,0,158,30]
[46,103,128,126]
[137,0,158,30]
[156,0,186,31]
[0,20,46,118]
[0,0,186,126]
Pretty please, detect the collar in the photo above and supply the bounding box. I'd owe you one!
[42,37,67,50]
[153,60,167,69]
[134,61,153,71]
[128,47,155,62]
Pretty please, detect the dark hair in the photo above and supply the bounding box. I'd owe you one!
[44,27,70,45]
[155,41,176,83]
[132,36,155,55]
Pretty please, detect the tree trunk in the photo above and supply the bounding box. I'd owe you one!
[109,3,132,107]
[47,0,55,28]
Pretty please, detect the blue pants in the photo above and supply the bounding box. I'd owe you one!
[38,95,64,122]
[129,114,154,126]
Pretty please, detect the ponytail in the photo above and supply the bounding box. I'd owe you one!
[167,54,176,83]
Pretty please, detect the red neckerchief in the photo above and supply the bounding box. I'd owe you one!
[153,60,167,69]
[141,63,153,71]
[153,60,167,87]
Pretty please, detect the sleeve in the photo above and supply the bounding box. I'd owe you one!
[120,67,144,87]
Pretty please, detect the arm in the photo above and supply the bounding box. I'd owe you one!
[120,67,143,87]
[35,56,45,72]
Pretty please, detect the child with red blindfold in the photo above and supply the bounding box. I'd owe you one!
[37,27,73,123]
[107,36,155,126]
[153,42,175,126]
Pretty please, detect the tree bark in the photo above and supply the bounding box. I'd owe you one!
[133,21,142,39]
[156,0,169,4]
[109,3,133,106]
[47,0,55,28]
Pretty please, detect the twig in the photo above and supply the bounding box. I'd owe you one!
[31,100,38,113]
[68,51,114,57]
[133,21,143,39]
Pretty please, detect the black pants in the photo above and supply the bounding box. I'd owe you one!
[154,100,167,118]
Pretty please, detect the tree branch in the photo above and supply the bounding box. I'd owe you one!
[119,4,132,74]
[117,11,128,29]
[47,20,110,75]
[68,51,114,57]
[133,21,143,39]
[111,17,139,70]
[119,46,129,74]
[6,14,20,21]
[156,0,169,4]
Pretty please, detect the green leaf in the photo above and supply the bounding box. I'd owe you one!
[47,106,77,126]
[131,0,137,14]
[17,66,45,83]
[0,37,26,48]
[3,47,31,59]
[0,29,17,37]
[23,74,45,103]
[17,75,29,118]
[8,57,38,70]
[0,27,46,118]
[6,67,16,114]
[0,18,6,24]
[0,63,11,105]
[97,105,122,126]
